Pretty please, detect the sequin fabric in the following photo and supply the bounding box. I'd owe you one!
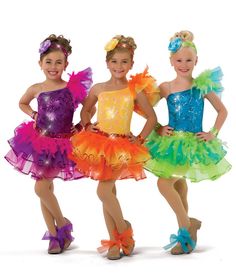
[167,87,204,133]
[97,88,134,135]
[5,68,92,180]
[36,88,74,135]
[145,86,231,182]
[69,87,150,181]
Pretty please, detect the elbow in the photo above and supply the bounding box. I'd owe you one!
[224,107,228,118]
[147,112,157,126]
[221,106,228,120]
[152,112,158,125]
[217,105,228,120]
[90,106,97,117]
[19,101,23,110]
[153,115,158,126]
[80,107,86,119]
[80,107,89,121]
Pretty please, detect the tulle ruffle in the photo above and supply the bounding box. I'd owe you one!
[193,67,223,97]
[67,67,92,108]
[5,121,83,180]
[69,131,150,181]
[145,130,231,182]
[129,67,160,116]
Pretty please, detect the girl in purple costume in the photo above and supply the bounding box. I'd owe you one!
[5,34,93,254]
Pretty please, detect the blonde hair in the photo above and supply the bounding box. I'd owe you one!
[169,30,197,54]
[170,30,194,42]
[106,35,137,61]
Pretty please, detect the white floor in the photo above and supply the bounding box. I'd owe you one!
[0,162,235,278]
[1,1,235,277]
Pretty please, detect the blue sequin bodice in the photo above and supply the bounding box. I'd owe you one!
[167,87,204,133]
[36,88,74,135]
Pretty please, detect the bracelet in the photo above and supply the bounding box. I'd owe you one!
[84,122,92,130]
[155,122,162,131]
[137,134,145,144]
[31,111,37,120]
[74,123,83,132]
[210,127,219,137]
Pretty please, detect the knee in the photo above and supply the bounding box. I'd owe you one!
[157,179,167,194]
[34,181,49,197]
[97,186,109,202]
[181,181,188,195]
[97,187,106,201]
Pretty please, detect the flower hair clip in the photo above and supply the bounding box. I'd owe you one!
[39,40,51,54]
[104,38,119,52]
[168,37,182,53]
[39,40,69,57]
[168,37,197,53]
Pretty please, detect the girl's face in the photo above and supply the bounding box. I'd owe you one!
[106,51,133,79]
[39,51,68,81]
[170,47,198,78]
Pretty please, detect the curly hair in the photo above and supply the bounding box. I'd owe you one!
[39,34,72,60]
[106,35,137,61]
[170,30,194,42]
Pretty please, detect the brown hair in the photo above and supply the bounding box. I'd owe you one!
[39,34,72,61]
[106,35,137,62]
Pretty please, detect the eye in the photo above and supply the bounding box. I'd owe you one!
[186,59,192,62]
[176,59,182,62]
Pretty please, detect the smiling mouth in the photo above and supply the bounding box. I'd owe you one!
[114,70,124,73]
[179,69,189,73]
[48,71,58,75]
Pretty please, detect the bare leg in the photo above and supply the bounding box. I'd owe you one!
[97,180,126,235]
[102,186,117,240]
[40,202,57,236]
[35,179,66,235]
[97,180,134,259]
[158,178,201,255]
[157,178,190,228]
[174,178,188,213]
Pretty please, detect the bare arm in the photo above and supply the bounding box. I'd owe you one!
[19,84,39,118]
[135,91,157,139]
[80,85,99,128]
[73,105,96,133]
[156,82,174,136]
[159,82,169,99]
[205,92,228,131]
[197,92,228,141]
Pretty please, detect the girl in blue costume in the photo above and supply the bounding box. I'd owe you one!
[145,30,231,255]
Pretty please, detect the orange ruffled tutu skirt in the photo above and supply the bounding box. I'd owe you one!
[69,130,150,181]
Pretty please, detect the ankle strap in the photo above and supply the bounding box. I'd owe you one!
[42,231,58,241]
[97,227,134,254]
[164,227,196,253]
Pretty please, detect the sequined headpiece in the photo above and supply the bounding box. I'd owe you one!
[39,39,69,57]
[168,37,197,54]
[104,38,134,53]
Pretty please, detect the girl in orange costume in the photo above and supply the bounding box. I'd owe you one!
[69,35,159,259]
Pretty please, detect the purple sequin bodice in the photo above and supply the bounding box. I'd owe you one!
[5,68,93,180]
[36,88,74,135]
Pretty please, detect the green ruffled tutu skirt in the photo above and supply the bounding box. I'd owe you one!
[145,131,231,182]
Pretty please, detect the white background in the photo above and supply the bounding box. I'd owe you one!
[0,0,235,277]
